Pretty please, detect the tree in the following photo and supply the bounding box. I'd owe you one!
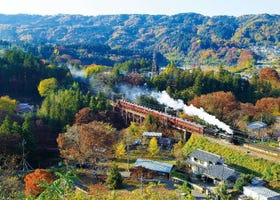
[215,182,232,200]
[85,64,106,77]
[237,49,255,69]
[21,116,36,154]
[38,84,87,130]
[106,164,123,190]
[0,96,18,114]
[234,174,254,192]
[255,97,280,116]
[57,121,116,165]
[173,141,185,167]
[38,170,79,200]
[24,169,54,197]
[148,137,160,157]
[189,91,240,125]
[259,67,280,84]
[0,133,21,169]
[38,77,58,97]
[115,141,126,159]
[175,182,194,200]
[0,116,13,133]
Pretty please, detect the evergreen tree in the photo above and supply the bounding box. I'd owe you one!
[0,116,13,133]
[22,116,36,154]
[106,164,123,190]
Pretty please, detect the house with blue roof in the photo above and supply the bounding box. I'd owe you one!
[133,158,174,179]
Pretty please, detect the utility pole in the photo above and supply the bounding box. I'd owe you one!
[127,135,130,172]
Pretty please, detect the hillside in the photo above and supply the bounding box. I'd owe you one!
[0,13,279,66]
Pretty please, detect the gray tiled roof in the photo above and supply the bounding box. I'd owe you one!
[189,149,223,164]
[206,165,238,181]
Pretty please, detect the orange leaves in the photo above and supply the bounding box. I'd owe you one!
[259,67,280,84]
[255,97,280,116]
[57,121,116,165]
[24,169,54,197]
[188,91,239,123]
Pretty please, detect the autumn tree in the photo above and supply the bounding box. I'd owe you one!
[57,121,116,165]
[24,169,54,197]
[85,64,106,77]
[173,141,185,168]
[255,97,280,116]
[124,72,145,86]
[237,49,255,69]
[148,137,160,157]
[38,77,58,97]
[37,170,79,199]
[259,67,280,84]
[0,96,18,114]
[115,141,126,159]
[189,91,240,125]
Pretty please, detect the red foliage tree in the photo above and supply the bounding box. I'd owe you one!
[24,169,54,197]
[188,91,240,124]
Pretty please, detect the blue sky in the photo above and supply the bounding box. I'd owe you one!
[0,0,279,16]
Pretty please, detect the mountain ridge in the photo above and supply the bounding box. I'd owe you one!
[0,13,279,65]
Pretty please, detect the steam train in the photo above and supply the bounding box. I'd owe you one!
[117,100,244,143]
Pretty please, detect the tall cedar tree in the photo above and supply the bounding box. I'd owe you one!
[106,164,123,190]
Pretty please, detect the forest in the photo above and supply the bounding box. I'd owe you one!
[0,13,279,66]
[0,35,279,199]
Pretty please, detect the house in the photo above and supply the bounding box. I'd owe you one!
[142,132,162,138]
[16,103,34,115]
[134,158,174,179]
[247,121,267,138]
[242,186,280,200]
[186,149,239,186]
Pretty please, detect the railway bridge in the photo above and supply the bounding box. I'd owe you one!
[113,100,204,141]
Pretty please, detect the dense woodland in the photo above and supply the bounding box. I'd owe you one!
[0,12,279,199]
[0,13,279,66]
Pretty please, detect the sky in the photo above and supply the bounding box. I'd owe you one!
[0,0,279,16]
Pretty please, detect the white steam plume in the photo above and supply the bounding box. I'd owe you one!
[152,91,233,134]
[116,84,152,100]
[68,65,86,79]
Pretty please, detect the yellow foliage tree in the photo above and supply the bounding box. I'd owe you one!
[0,96,18,114]
[38,78,58,97]
[85,64,106,77]
[148,137,160,157]
[115,141,126,159]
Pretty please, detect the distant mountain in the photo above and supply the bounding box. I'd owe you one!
[0,13,279,66]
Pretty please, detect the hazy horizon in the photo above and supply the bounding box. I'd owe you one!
[0,0,279,17]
